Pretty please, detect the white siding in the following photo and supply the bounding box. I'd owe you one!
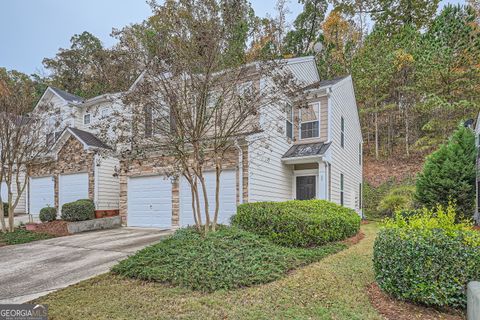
[1,172,27,214]
[248,100,293,202]
[284,57,320,85]
[95,156,120,210]
[328,77,363,213]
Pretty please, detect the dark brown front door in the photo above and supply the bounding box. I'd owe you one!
[296,176,316,200]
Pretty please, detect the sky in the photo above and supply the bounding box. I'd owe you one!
[0,0,465,75]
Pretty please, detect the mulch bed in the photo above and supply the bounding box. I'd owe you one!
[473,226,480,231]
[31,220,70,237]
[367,283,465,320]
[342,231,365,246]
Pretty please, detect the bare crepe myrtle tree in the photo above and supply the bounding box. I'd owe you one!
[96,0,303,233]
[0,71,59,232]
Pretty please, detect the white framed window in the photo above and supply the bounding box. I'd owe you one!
[83,114,91,125]
[237,81,254,95]
[285,103,293,139]
[300,102,320,139]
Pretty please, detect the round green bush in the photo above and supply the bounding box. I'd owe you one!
[39,207,57,222]
[373,205,480,309]
[61,199,95,222]
[231,200,361,247]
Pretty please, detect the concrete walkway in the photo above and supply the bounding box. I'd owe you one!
[0,227,171,303]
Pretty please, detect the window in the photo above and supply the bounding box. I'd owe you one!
[286,104,293,139]
[340,173,344,206]
[341,116,345,148]
[144,106,153,138]
[300,103,320,139]
[83,114,91,125]
[46,133,54,147]
[359,143,362,165]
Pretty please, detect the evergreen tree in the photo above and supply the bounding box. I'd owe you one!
[415,125,476,219]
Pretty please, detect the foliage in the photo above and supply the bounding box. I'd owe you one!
[39,207,57,223]
[231,200,361,247]
[415,125,476,219]
[112,226,345,292]
[377,185,415,216]
[0,228,54,245]
[374,204,480,308]
[363,181,394,219]
[61,199,95,222]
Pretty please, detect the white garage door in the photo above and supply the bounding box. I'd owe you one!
[127,175,172,228]
[30,176,55,215]
[180,170,237,227]
[59,173,89,209]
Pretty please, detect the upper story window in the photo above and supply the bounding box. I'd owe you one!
[300,102,320,139]
[46,133,54,147]
[285,104,293,139]
[83,114,91,125]
[341,116,345,148]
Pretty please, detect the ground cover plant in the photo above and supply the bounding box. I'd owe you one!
[112,226,346,292]
[0,228,54,246]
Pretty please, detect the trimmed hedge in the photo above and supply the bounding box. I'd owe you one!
[112,226,346,292]
[231,200,361,247]
[61,199,95,222]
[373,205,480,309]
[39,207,57,222]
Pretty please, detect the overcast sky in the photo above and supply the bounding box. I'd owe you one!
[0,0,465,75]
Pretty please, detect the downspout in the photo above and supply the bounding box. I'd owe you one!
[234,140,243,204]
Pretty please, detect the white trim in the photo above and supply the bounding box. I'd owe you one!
[94,154,99,208]
[299,102,320,140]
[281,155,323,164]
[327,89,332,141]
[83,113,91,125]
[293,170,318,200]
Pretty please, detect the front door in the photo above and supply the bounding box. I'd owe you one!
[296,176,316,200]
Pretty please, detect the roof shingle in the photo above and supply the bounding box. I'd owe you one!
[282,142,331,159]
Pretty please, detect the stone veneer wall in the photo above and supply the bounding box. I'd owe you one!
[119,145,249,227]
[29,136,95,210]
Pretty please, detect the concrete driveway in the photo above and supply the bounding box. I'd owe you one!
[0,228,171,303]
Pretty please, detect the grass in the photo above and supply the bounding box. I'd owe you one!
[34,223,383,320]
[112,226,346,292]
[0,228,54,245]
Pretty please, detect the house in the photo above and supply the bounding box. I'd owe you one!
[474,113,480,223]
[27,87,120,215]
[118,56,363,228]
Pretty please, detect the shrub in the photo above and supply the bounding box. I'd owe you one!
[39,207,57,223]
[61,199,95,222]
[373,204,480,309]
[415,125,476,220]
[112,226,345,292]
[231,200,361,247]
[377,185,415,217]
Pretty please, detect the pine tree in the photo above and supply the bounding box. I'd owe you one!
[415,125,476,219]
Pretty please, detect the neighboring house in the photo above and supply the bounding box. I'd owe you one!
[26,87,120,215]
[118,56,363,229]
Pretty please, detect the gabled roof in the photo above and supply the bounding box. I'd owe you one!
[51,127,111,153]
[282,142,331,159]
[49,87,84,104]
[317,76,349,88]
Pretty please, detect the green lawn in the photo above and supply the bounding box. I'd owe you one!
[0,229,54,246]
[34,223,382,319]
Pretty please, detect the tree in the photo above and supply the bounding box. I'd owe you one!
[283,0,328,55]
[370,0,440,32]
[316,10,361,78]
[103,0,301,234]
[415,125,476,219]
[43,31,139,98]
[0,69,57,232]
